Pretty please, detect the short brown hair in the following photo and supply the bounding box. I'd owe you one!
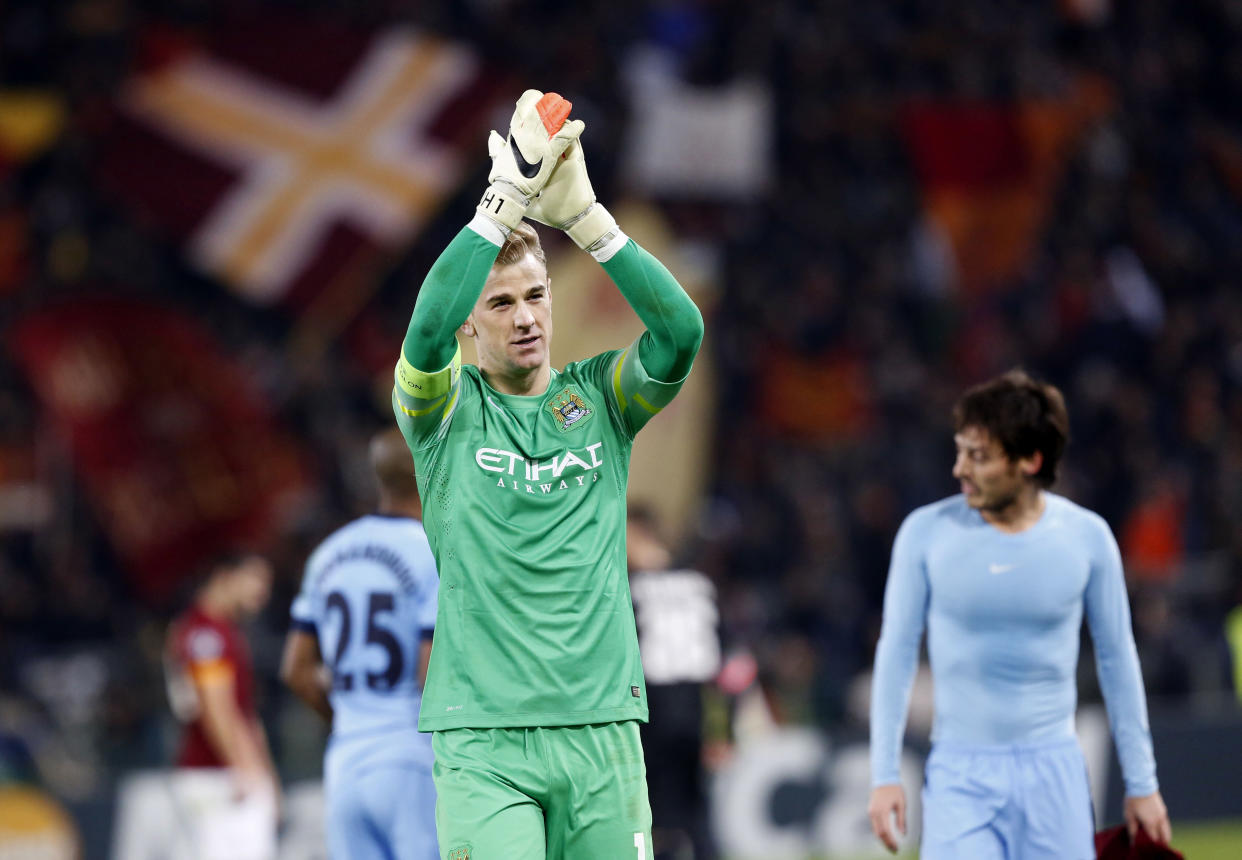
[953,369,1070,488]
[495,220,546,268]
[182,548,265,605]
[370,427,419,500]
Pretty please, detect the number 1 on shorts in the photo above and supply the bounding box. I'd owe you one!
[634,832,646,860]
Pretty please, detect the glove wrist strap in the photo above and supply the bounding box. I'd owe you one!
[477,182,529,234]
[565,204,619,251]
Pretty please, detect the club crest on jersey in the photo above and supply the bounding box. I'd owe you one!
[448,847,471,860]
[548,388,593,431]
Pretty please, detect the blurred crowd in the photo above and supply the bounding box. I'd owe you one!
[2,0,1242,846]
[692,0,1242,725]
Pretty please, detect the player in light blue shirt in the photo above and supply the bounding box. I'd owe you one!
[868,370,1172,859]
[281,428,439,860]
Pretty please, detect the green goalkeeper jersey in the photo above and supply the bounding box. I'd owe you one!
[394,224,702,731]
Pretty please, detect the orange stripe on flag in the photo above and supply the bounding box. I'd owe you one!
[907,75,1112,293]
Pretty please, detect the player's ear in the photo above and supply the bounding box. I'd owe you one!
[1019,451,1043,478]
[460,315,476,338]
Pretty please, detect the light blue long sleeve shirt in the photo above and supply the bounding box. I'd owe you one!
[869,493,1158,797]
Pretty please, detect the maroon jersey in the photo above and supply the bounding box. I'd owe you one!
[165,605,258,768]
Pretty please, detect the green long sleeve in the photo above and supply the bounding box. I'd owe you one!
[601,239,704,381]
[401,227,501,371]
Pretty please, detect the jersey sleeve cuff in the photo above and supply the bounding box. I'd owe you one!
[289,618,317,635]
[1124,776,1159,797]
[467,212,507,247]
[591,229,629,263]
[870,747,901,787]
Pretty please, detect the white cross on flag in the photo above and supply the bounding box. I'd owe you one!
[100,17,503,308]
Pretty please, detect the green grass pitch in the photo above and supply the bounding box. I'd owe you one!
[728,817,1242,859]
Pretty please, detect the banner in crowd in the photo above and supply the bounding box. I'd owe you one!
[901,75,1112,293]
[758,344,875,444]
[98,16,505,310]
[622,72,773,198]
[9,299,309,603]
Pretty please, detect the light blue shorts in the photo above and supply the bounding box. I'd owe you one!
[920,737,1094,860]
[326,762,438,860]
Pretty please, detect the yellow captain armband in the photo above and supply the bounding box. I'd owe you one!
[396,344,461,401]
[394,344,462,425]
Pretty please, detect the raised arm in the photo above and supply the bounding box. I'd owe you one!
[401,89,584,375]
[400,227,502,373]
[526,140,703,383]
[602,241,703,382]
[395,91,583,443]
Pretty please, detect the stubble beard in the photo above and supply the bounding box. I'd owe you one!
[973,474,1030,517]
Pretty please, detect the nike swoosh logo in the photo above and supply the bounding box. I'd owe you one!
[509,135,541,179]
[988,563,1014,575]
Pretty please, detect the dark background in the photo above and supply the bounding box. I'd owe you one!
[2,0,1241,855]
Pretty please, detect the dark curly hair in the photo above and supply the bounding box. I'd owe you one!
[953,369,1070,488]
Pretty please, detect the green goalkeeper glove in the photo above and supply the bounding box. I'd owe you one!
[520,139,619,253]
[476,90,585,233]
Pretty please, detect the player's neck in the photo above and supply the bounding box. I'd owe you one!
[378,494,421,520]
[197,585,238,622]
[980,485,1045,534]
[481,363,550,397]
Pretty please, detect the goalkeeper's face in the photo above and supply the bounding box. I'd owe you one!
[465,252,553,381]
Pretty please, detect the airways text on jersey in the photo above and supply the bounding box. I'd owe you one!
[475,441,606,494]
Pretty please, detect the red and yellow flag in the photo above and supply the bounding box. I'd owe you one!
[99,15,505,311]
[10,299,310,603]
[902,76,1112,293]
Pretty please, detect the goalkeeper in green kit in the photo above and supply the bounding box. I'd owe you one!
[393,90,704,859]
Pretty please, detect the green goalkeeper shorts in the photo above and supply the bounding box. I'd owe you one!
[432,720,653,860]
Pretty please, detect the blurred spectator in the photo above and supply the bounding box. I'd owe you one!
[1121,470,1188,584]
[1129,585,1224,700]
[114,551,278,860]
[629,504,721,860]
